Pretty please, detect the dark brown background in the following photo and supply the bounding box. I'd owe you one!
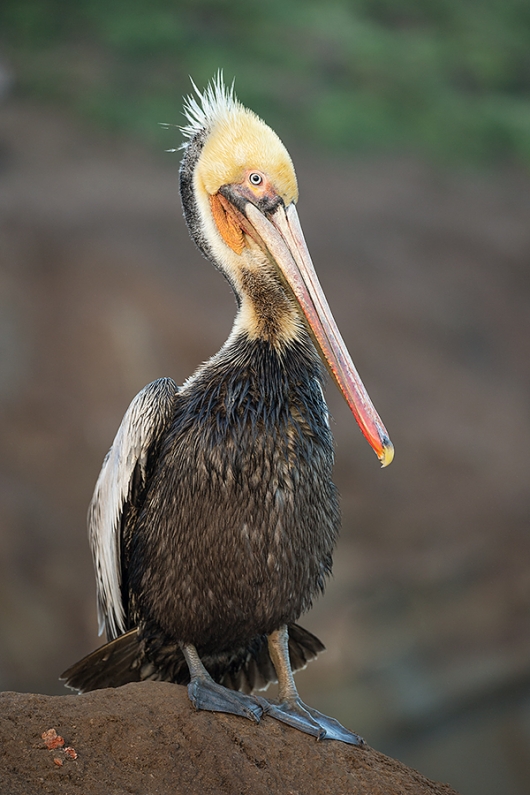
[1,96,529,795]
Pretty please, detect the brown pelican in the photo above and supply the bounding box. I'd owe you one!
[62,75,393,745]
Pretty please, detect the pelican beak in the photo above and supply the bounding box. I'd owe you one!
[243,201,394,467]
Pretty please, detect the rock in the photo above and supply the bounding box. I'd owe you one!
[0,682,459,795]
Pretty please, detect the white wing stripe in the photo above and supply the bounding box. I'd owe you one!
[88,378,178,639]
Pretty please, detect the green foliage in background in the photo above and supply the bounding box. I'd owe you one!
[1,0,530,164]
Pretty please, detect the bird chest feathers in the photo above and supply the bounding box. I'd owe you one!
[127,335,339,651]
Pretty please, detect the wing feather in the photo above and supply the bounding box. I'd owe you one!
[88,377,179,640]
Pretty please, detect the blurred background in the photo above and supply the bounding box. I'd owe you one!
[1,2,529,793]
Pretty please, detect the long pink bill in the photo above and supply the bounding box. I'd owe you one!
[244,202,394,467]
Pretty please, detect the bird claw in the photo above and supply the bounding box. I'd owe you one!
[255,696,325,739]
[255,696,364,746]
[187,677,263,723]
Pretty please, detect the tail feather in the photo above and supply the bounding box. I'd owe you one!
[287,623,325,671]
[61,628,142,693]
[61,623,325,695]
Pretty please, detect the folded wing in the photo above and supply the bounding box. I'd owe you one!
[88,377,179,640]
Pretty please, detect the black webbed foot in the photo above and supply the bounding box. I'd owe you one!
[256,695,364,745]
[188,677,263,723]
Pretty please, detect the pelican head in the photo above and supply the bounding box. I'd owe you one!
[179,75,393,467]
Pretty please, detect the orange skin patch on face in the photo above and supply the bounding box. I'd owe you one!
[209,193,245,254]
[210,171,283,256]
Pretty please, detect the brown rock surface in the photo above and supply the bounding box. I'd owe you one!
[0,683,459,795]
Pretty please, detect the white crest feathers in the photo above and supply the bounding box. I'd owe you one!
[180,71,240,143]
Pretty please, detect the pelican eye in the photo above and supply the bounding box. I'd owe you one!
[249,172,263,186]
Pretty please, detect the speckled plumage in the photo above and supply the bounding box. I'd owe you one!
[129,334,338,655]
[63,338,335,694]
[64,331,337,693]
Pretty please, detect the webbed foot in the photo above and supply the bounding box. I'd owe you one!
[188,677,263,723]
[256,696,364,745]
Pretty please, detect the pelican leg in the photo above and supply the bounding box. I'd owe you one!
[256,626,364,745]
[181,643,262,723]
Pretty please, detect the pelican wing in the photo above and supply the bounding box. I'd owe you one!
[88,377,179,640]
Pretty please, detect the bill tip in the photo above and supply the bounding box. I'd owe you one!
[378,439,394,468]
